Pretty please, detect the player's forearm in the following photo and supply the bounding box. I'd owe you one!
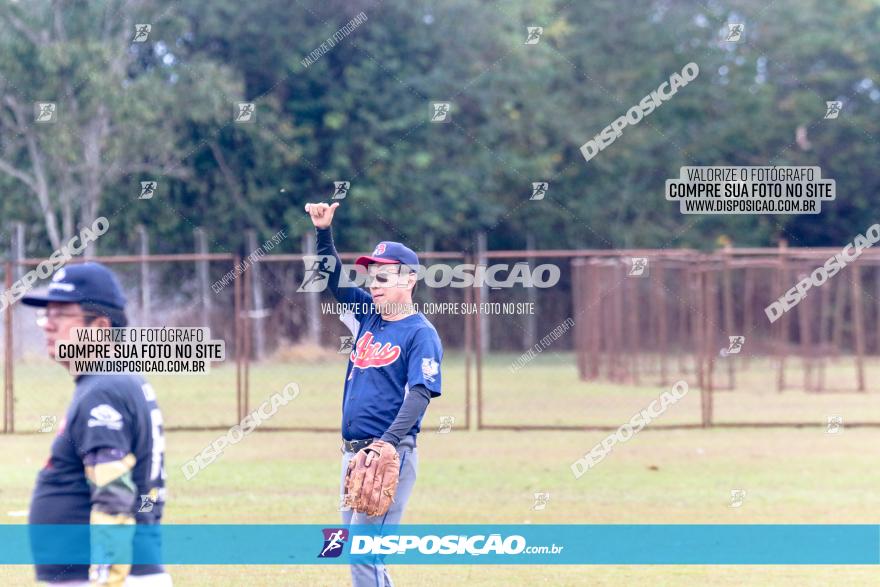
[89,508,135,587]
[315,226,359,304]
[85,448,138,516]
[380,384,431,446]
[84,448,137,586]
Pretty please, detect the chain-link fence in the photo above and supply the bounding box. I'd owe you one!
[0,251,474,434]
[2,255,245,433]
[5,245,878,435]
[559,247,880,430]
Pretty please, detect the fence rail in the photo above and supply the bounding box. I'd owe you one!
[3,241,878,434]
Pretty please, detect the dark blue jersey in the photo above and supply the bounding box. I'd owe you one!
[315,228,443,440]
[342,311,442,439]
[29,373,166,581]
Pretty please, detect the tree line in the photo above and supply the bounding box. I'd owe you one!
[1,0,878,262]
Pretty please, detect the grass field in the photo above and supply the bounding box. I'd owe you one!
[2,354,880,585]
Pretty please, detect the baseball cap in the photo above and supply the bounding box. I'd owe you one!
[355,241,420,268]
[22,262,128,326]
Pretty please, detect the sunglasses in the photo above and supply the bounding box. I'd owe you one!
[366,267,413,287]
[35,308,101,327]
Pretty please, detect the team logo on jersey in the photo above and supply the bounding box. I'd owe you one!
[421,358,439,382]
[87,404,123,430]
[318,528,349,558]
[350,331,401,368]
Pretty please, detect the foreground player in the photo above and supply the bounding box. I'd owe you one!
[22,263,170,586]
[305,202,443,587]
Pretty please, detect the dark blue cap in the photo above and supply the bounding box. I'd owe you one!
[22,262,128,324]
[355,241,420,268]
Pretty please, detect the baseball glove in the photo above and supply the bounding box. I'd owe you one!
[344,440,400,517]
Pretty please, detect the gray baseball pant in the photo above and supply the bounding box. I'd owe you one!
[339,435,418,587]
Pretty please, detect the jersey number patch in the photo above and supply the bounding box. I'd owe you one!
[149,408,166,482]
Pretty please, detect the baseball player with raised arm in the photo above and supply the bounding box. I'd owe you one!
[304,202,443,587]
[22,263,170,586]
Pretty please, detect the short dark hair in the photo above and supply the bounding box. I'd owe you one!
[82,302,128,328]
[401,264,417,296]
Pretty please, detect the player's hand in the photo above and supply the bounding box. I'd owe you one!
[304,202,340,229]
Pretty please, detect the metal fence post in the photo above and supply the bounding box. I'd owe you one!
[136,225,151,326]
[4,261,14,434]
[246,230,266,360]
[194,228,212,330]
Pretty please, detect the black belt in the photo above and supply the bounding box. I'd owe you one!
[342,438,377,453]
[341,435,416,453]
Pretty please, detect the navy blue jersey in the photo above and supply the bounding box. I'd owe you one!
[29,373,166,581]
[315,227,443,440]
[342,310,442,439]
